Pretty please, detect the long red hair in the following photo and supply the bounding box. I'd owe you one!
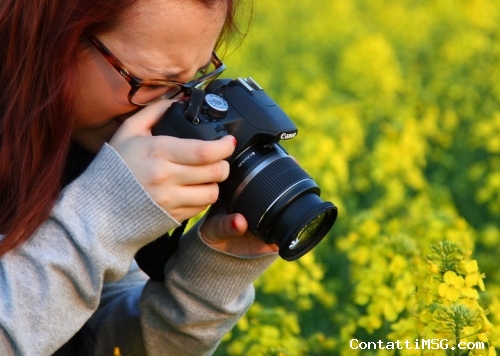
[0,0,247,255]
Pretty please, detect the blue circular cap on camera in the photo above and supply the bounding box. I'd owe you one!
[204,93,228,118]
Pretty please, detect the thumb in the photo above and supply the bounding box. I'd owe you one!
[111,99,176,144]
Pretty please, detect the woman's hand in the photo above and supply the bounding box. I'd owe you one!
[200,203,279,256]
[109,100,236,222]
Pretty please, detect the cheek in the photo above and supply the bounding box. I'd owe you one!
[71,50,137,153]
[72,49,133,129]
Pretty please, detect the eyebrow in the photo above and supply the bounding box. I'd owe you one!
[142,57,213,81]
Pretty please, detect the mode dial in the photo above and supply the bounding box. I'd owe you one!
[204,94,228,118]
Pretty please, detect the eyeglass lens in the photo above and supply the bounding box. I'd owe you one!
[132,59,221,104]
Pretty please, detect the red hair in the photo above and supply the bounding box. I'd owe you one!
[0,0,246,255]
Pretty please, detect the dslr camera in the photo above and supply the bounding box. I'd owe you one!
[153,77,337,261]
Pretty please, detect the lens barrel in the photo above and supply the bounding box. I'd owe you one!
[219,142,338,260]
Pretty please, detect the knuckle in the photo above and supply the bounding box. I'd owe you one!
[207,184,220,205]
[149,138,168,159]
[194,142,213,163]
[147,165,169,185]
[157,196,173,211]
[221,161,230,179]
[211,161,229,182]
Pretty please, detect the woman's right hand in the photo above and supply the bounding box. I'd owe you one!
[109,100,236,222]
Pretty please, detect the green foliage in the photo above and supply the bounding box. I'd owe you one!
[213,0,500,355]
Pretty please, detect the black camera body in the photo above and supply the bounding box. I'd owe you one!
[153,77,297,157]
[153,77,337,261]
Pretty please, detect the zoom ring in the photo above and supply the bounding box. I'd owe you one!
[232,156,311,232]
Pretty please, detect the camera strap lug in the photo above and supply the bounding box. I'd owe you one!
[185,88,205,124]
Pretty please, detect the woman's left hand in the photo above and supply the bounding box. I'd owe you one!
[200,203,279,256]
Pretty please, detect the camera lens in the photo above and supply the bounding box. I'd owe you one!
[219,142,338,261]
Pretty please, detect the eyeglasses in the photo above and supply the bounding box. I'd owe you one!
[86,34,226,106]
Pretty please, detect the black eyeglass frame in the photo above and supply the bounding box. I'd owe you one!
[86,34,226,106]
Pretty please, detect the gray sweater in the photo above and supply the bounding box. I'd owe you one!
[0,144,277,356]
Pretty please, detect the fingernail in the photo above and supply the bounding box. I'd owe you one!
[232,136,237,147]
[231,216,238,230]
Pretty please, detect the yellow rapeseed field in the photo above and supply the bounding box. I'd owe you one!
[211,0,500,355]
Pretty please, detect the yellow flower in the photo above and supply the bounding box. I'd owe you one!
[461,287,480,300]
[429,262,440,274]
[463,260,486,291]
[419,275,441,304]
[478,332,489,343]
[438,271,465,302]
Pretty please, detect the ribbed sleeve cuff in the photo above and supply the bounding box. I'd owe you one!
[165,225,278,305]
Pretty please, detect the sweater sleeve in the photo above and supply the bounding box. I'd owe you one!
[0,144,179,356]
[80,232,277,356]
[139,219,278,356]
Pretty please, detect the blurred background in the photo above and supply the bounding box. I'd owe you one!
[212,0,500,354]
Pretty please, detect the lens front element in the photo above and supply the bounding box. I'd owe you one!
[269,193,337,261]
[290,211,330,251]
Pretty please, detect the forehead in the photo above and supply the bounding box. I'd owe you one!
[101,0,227,79]
[114,0,227,43]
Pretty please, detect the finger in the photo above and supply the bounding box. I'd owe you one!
[166,160,230,185]
[151,183,221,210]
[150,134,236,166]
[201,212,248,244]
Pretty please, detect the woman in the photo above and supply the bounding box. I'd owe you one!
[0,0,278,355]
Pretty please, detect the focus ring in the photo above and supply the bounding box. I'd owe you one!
[231,156,311,233]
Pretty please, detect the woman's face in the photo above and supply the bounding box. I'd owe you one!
[72,0,227,153]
